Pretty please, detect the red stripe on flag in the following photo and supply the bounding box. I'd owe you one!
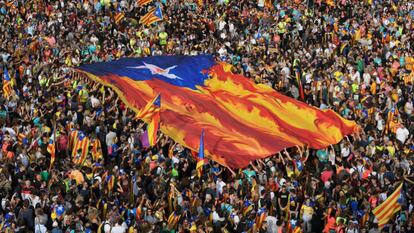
[138,0,153,6]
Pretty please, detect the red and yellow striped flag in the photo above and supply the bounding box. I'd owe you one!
[2,81,12,97]
[137,0,153,7]
[72,132,90,165]
[372,183,403,228]
[18,133,28,145]
[136,94,160,120]
[295,70,305,101]
[140,7,163,26]
[3,67,12,97]
[106,174,115,194]
[148,113,159,146]
[196,129,205,177]
[47,134,56,168]
[167,211,181,229]
[91,138,103,161]
[243,201,253,216]
[137,94,160,146]
[68,130,79,150]
[385,107,399,133]
[114,12,125,24]
[293,226,303,233]
[255,208,267,230]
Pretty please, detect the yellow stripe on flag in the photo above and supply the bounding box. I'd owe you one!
[140,8,156,24]
[372,183,403,228]
[115,12,125,24]
[138,0,153,6]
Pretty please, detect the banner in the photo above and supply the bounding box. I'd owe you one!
[77,55,357,168]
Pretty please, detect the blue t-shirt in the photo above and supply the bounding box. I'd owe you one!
[111,143,119,157]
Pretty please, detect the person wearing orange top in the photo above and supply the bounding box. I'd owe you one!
[324,208,337,233]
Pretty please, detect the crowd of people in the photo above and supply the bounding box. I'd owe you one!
[0,0,413,232]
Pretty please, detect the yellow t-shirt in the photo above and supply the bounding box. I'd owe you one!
[386,145,395,157]
[301,205,314,216]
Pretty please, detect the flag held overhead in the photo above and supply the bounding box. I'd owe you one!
[372,183,403,228]
[140,7,163,26]
[77,55,358,169]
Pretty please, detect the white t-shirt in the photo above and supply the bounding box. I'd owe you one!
[377,119,384,131]
[266,216,278,233]
[91,96,100,108]
[103,221,112,233]
[281,66,290,77]
[35,224,47,233]
[351,71,361,84]
[111,224,127,233]
[363,72,371,85]
[171,155,180,165]
[216,180,226,195]
[212,211,224,222]
[218,20,226,31]
[396,127,409,144]
[405,101,413,115]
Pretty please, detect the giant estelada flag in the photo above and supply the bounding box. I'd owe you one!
[77,55,357,168]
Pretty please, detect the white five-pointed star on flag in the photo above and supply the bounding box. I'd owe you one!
[128,62,183,80]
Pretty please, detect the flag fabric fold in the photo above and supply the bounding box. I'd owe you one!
[137,94,160,119]
[372,183,403,228]
[77,55,357,169]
